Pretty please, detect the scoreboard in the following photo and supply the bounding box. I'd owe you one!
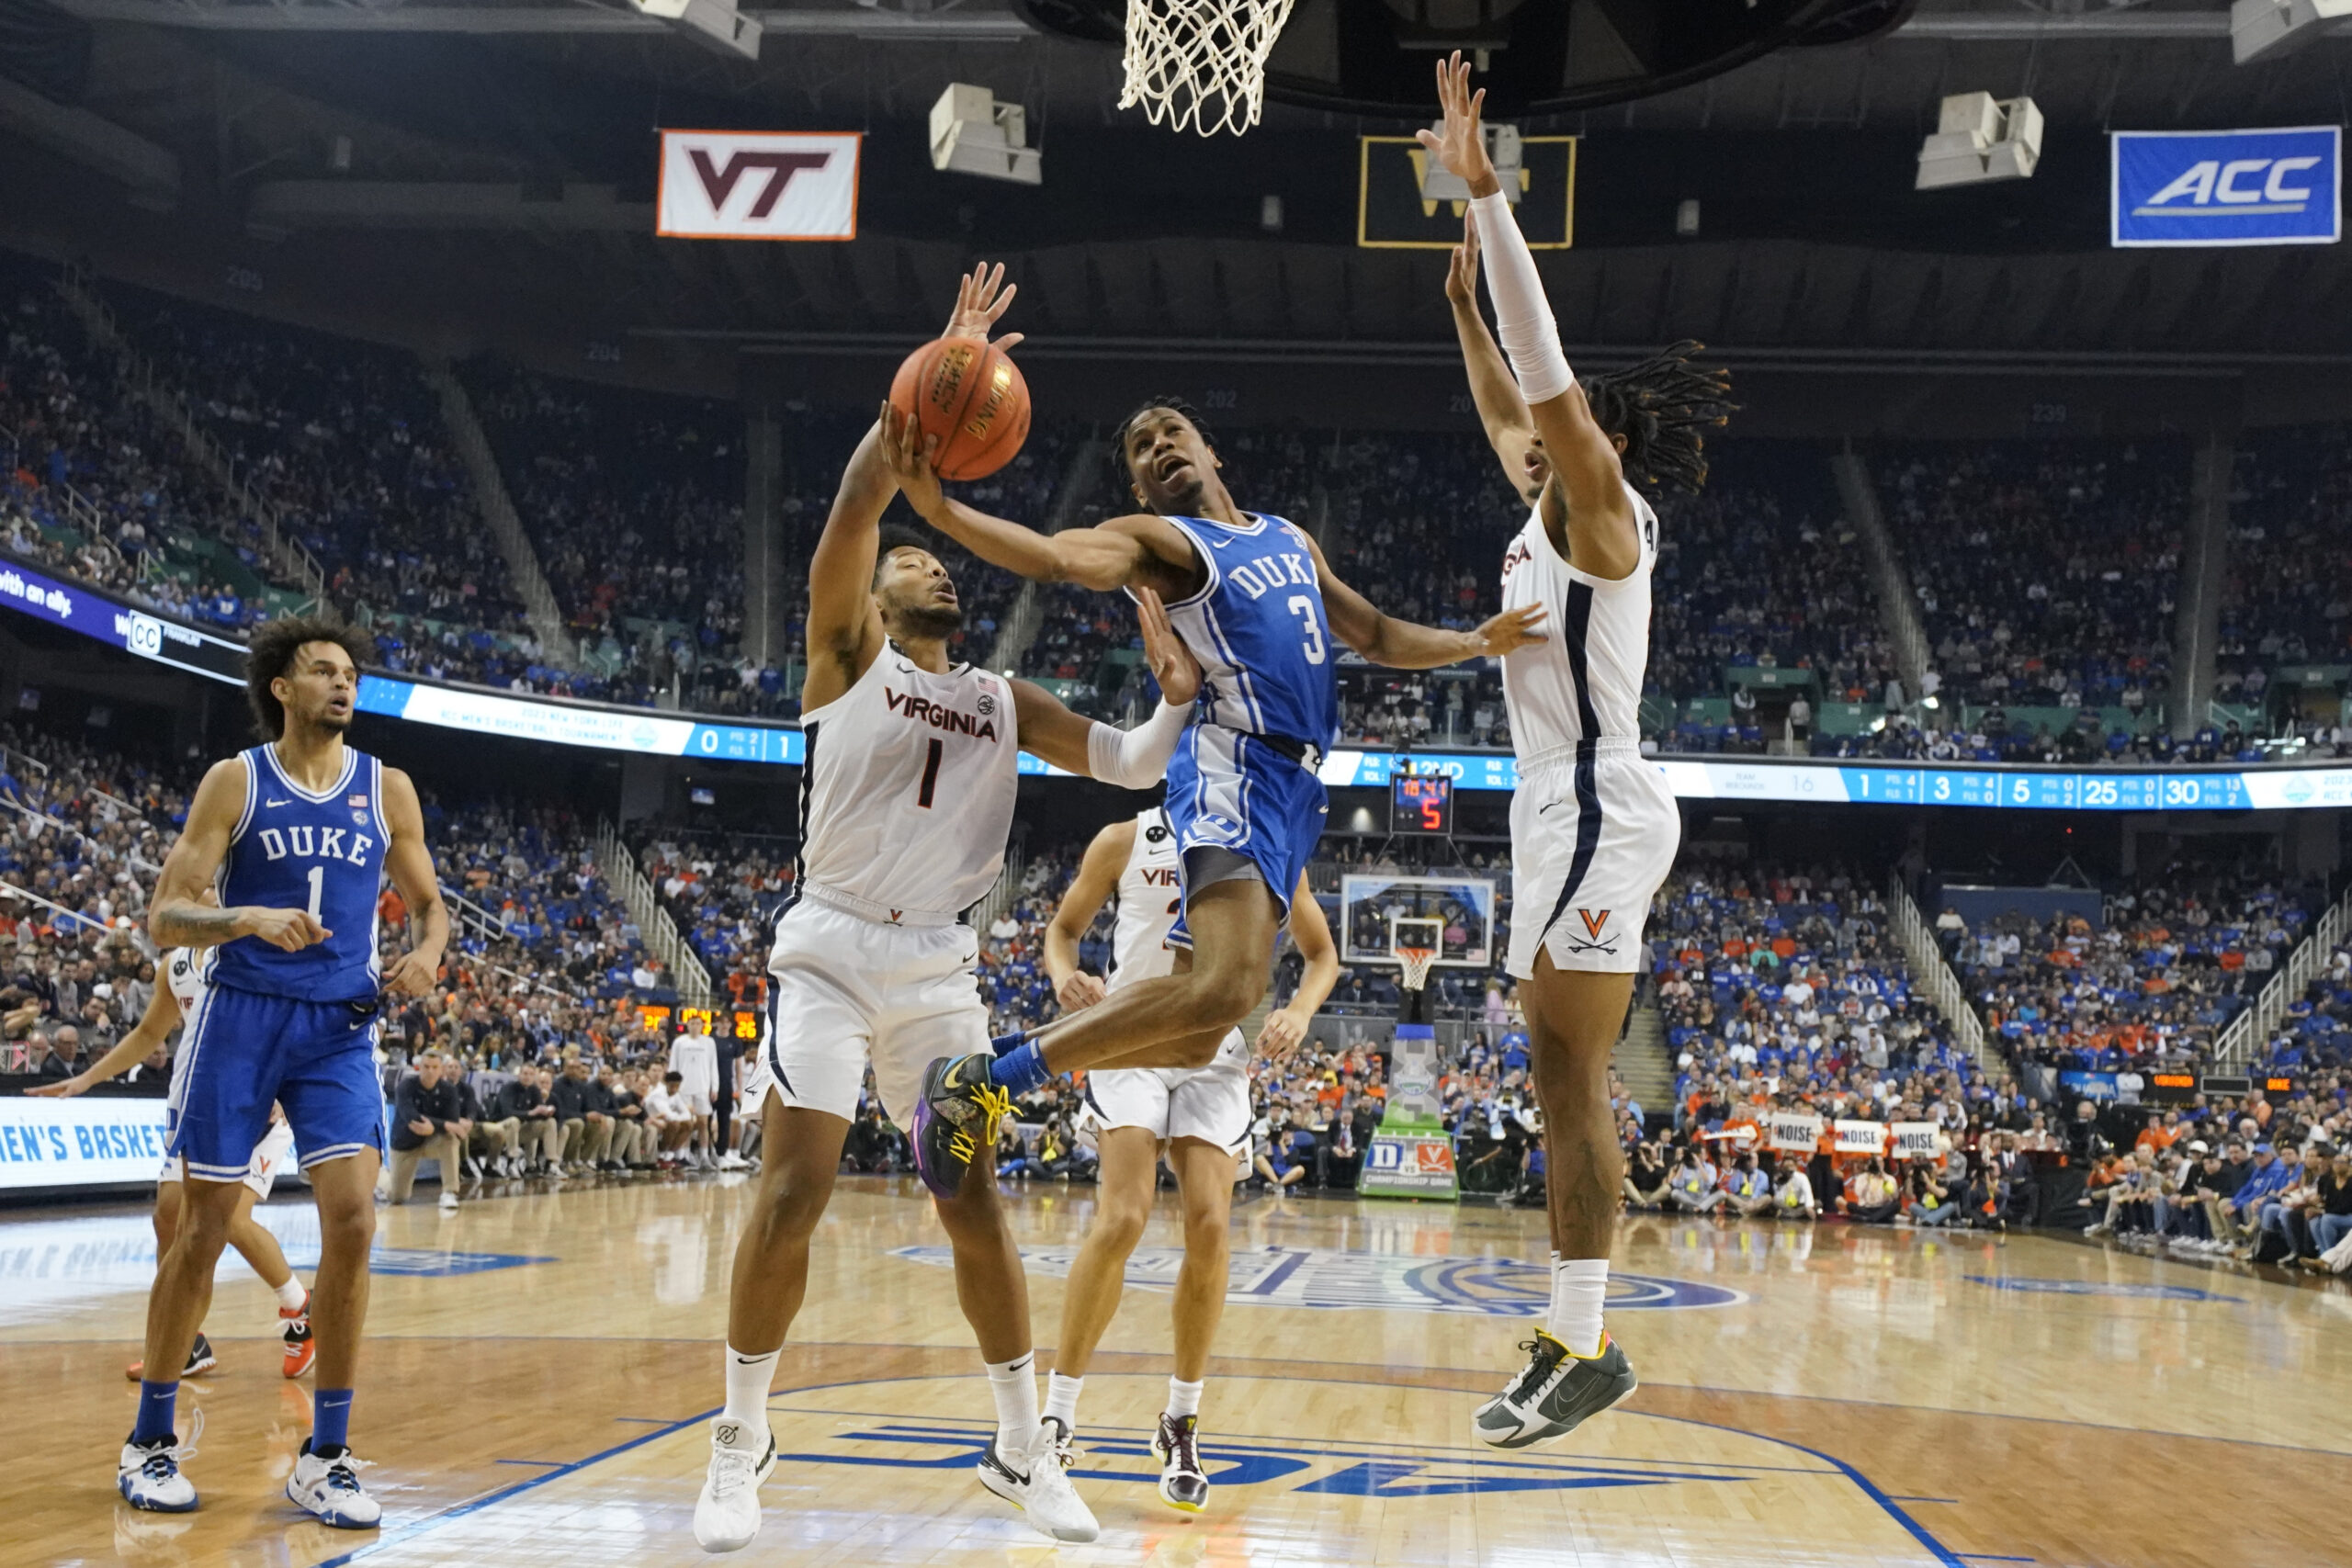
[1392,774,1453,834]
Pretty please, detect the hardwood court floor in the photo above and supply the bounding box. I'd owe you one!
[5,1171,2346,1568]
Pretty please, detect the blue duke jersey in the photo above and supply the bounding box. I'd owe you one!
[209,743,390,1002]
[1141,513,1340,751]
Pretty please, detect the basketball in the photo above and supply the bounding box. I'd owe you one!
[888,336,1031,481]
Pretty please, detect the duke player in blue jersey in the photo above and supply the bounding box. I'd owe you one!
[881,368,1545,1193]
[117,616,448,1530]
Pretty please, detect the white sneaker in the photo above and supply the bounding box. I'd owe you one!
[118,1432,199,1513]
[286,1441,380,1529]
[976,1419,1099,1543]
[438,1191,460,1213]
[693,1416,775,1552]
[717,1152,748,1171]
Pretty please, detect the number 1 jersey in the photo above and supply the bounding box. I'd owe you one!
[209,743,389,1002]
[793,643,1020,922]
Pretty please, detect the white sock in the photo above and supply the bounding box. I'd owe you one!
[274,1277,307,1313]
[985,1353,1040,1456]
[1044,1371,1083,1432]
[722,1345,780,1427]
[1548,1258,1609,1358]
[1165,1377,1204,1421]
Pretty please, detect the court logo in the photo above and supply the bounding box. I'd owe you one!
[893,1245,1742,1315]
[1965,1275,2243,1302]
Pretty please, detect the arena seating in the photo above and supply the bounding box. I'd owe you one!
[2222,422,2352,755]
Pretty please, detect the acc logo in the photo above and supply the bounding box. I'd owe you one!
[125,613,164,658]
[977,691,995,717]
[894,1245,1743,1315]
[2135,156,2322,215]
[1965,1276,2242,1302]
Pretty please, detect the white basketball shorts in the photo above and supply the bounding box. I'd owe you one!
[762,897,988,1130]
[1506,740,1680,978]
[158,1115,296,1200]
[1080,1029,1251,1158]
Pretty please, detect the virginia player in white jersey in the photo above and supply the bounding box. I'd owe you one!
[31,926,316,1385]
[880,309,1545,1193]
[119,617,447,1529]
[1426,54,1734,1453]
[1037,807,1337,1514]
[695,266,1206,1554]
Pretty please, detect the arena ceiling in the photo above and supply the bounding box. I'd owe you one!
[0,0,2346,364]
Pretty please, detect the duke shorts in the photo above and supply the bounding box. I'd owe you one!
[1507,739,1680,978]
[763,892,988,1130]
[1164,724,1327,948]
[166,985,386,1180]
[158,1115,296,1199]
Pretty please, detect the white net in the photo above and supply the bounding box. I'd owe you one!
[1396,946,1437,993]
[1120,0,1298,139]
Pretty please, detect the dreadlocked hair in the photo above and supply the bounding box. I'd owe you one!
[1578,341,1736,495]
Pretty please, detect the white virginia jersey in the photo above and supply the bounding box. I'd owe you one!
[164,948,205,1014]
[1108,807,1184,989]
[1498,479,1660,757]
[795,641,1020,921]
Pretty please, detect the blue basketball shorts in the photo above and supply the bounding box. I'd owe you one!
[1164,723,1328,950]
[166,985,386,1181]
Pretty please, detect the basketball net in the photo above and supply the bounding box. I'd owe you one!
[1396,945,1437,995]
[1120,0,1297,138]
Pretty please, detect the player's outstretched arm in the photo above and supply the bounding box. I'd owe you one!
[1445,217,1543,503]
[1257,871,1340,1062]
[151,758,326,953]
[1043,819,1133,1013]
[376,766,448,998]
[1420,51,1637,581]
[26,979,184,1098]
[1297,527,1546,670]
[1010,587,1203,781]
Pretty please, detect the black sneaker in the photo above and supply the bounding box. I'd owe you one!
[1470,1330,1637,1450]
[1152,1413,1209,1513]
[910,1055,1010,1200]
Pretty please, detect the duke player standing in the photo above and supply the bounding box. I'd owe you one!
[882,351,1544,1193]
[695,266,1204,1555]
[1425,53,1733,1450]
[119,617,448,1529]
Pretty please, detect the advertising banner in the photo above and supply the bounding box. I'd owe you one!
[1360,1132,1459,1200]
[657,130,861,240]
[0,1096,170,1190]
[2112,127,2340,248]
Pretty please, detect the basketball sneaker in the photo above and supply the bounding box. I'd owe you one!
[911,1055,1009,1200]
[126,1331,218,1382]
[1471,1330,1637,1450]
[285,1438,379,1529]
[280,1292,315,1379]
[118,1414,201,1514]
[976,1417,1098,1543]
[1152,1413,1210,1513]
[693,1416,776,1552]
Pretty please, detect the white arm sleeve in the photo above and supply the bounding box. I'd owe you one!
[1468,191,1575,405]
[1085,700,1191,789]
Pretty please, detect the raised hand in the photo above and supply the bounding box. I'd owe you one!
[1136,585,1204,706]
[1472,603,1549,658]
[1415,51,1497,196]
[878,400,947,513]
[1444,212,1482,307]
[944,261,1024,353]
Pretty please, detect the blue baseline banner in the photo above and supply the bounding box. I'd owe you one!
[2111,126,2341,248]
[0,1096,171,1190]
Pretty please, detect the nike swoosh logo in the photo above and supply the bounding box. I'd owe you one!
[266,798,290,807]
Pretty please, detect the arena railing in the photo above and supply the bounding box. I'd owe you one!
[2210,880,2352,1070]
[594,818,712,1005]
[1884,869,1990,1068]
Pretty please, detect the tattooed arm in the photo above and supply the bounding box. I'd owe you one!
[148,757,328,953]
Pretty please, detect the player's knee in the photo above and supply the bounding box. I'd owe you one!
[1180,1204,1230,1256]
[1095,1201,1150,1253]
[315,1191,375,1250]
[751,1176,829,1242]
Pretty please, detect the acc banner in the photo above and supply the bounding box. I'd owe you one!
[0,1096,169,1190]
[1832,1119,1890,1156]
[2112,127,2340,248]
[1767,1111,1824,1152]
[657,130,861,241]
[1889,1122,1940,1161]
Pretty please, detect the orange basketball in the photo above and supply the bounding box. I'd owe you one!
[888,336,1031,482]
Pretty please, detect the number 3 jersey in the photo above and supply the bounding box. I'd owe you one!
[1143,513,1339,751]
[209,743,389,1002]
[794,642,1020,923]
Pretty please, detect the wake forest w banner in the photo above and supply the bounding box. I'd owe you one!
[657,130,861,240]
[2111,127,2340,248]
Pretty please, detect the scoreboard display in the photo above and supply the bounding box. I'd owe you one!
[1392,774,1453,834]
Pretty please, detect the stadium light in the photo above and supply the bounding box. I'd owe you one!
[929,84,1042,186]
[2232,0,2352,64]
[1915,92,2043,190]
[1419,122,1523,204]
[628,0,761,60]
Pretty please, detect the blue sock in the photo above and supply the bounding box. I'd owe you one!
[988,1040,1050,1096]
[312,1388,354,1453]
[134,1380,178,1445]
[988,1029,1028,1058]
